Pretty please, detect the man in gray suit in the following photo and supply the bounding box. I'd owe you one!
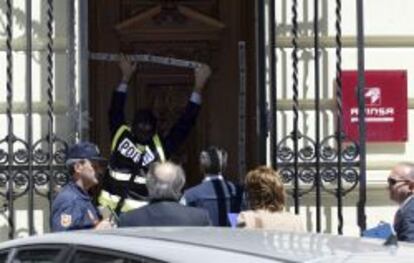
[388,162,414,242]
[119,161,211,227]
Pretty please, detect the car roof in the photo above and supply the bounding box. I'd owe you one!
[1,227,414,263]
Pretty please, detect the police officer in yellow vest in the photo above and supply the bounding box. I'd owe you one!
[100,55,211,213]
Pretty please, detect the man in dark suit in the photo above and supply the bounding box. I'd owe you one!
[388,162,414,242]
[118,161,211,227]
[181,146,241,226]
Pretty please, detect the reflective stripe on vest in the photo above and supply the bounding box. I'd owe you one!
[111,125,130,151]
[110,170,146,184]
[152,134,165,162]
[98,190,146,213]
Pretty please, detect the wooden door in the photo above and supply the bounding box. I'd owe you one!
[89,0,257,186]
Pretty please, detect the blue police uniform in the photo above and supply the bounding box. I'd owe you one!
[51,182,102,232]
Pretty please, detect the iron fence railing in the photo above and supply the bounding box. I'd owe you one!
[256,0,367,234]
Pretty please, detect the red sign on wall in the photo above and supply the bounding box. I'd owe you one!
[342,70,407,142]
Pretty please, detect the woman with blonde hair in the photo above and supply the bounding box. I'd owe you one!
[237,166,304,232]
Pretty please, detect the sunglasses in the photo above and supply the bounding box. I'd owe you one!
[91,161,107,174]
[387,178,409,186]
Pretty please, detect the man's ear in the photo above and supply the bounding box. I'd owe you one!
[73,162,83,178]
[74,162,81,171]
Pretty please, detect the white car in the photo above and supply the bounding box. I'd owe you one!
[0,227,413,262]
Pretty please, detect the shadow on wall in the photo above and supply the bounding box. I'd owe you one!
[367,143,405,154]
[0,196,51,242]
[286,188,396,235]
[0,1,43,38]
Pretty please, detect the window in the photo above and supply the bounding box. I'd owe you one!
[129,259,166,263]
[70,251,126,263]
[0,252,8,263]
[70,249,166,263]
[12,249,61,263]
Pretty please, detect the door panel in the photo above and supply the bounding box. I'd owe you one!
[89,0,256,186]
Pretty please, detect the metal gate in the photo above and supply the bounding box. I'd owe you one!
[0,0,369,239]
[0,0,82,239]
[255,0,367,234]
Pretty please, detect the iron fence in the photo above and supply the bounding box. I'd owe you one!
[255,0,367,234]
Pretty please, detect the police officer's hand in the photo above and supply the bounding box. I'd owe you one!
[94,219,113,230]
[194,63,212,93]
[119,54,137,83]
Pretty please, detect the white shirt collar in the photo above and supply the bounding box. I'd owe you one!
[203,174,224,182]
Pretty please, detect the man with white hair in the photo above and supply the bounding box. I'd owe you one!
[118,161,211,226]
[388,162,414,242]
